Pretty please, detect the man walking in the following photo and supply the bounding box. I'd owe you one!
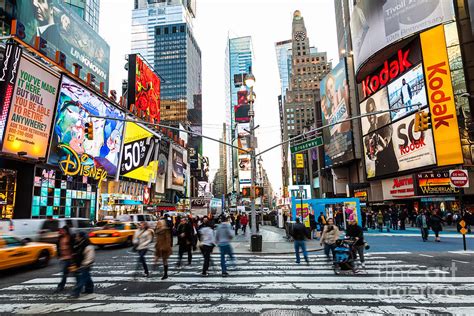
[291,218,309,265]
[216,216,235,277]
[417,211,430,242]
[176,217,194,267]
[70,232,95,298]
[54,225,74,293]
[346,216,365,268]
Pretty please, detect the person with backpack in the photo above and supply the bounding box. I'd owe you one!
[133,222,154,277]
[70,232,95,298]
[216,216,235,277]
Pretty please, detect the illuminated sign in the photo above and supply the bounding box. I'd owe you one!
[381,175,415,200]
[420,25,463,166]
[58,144,107,186]
[416,170,461,195]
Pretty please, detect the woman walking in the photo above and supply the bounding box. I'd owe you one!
[199,221,215,276]
[133,222,154,277]
[430,210,444,242]
[320,218,340,261]
[54,225,74,293]
[154,219,172,280]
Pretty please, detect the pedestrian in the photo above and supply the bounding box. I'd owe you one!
[320,218,340,261]
[416,211,430,242]
[235,213,241,235]
[335,210,344,229]
[70,232,94,298]
[376,210,384,232]
[317,212,327,232]
[240,213,249,235]
[367,211,373,230]
[133,222,154,277]
[176,217,194,267]
[399,209,407,230]
[215,216,235,277]
[53,226,75,293]
[391,209,399,230]
[154,219,172,280]
[199,220,215,276]
[291,217,310,265]
[361,209,367,230]
[309,213,317,239]
[345,216,365,268]
[383,210,391,232]
[430,210,444,242]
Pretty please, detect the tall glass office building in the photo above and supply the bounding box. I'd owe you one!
[63,0,100,32]
[224,36,253,195]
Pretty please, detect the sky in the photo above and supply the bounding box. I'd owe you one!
[99,0,339,195]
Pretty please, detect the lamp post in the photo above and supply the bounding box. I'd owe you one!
[245,72,261,251]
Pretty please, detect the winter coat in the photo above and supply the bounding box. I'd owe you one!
[430,215,443,232]
[177,222,194,246]
[133,228,154,251]
[320,225,340,245]
[376,213,384,224]
[291,222,309,241]
[154,227,172,259]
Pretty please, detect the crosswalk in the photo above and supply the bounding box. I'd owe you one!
[0,251,473,315]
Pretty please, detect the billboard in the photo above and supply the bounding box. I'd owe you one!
[120,122,160,183]
[1,56,59,159]
[363,110,436,179]
[237,123,250,155]
[156,138,169,194]
[360,88,390,136]
[381,175,415,200]
[167,144,184,192]
[48,76,125,176]
[238,155,251,185]
[320,59,353,166]
[127,54,161,123]
[415,170,461,196]
[420,25,463,166]
[350,0,454,70]
[15,0,110,89]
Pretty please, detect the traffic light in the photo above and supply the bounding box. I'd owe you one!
[241,187,250,198]
[414,111,430,132]
[84,122,94,140]
[255,186,264,197]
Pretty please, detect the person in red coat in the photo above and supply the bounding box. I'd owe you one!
[240,213,249,235]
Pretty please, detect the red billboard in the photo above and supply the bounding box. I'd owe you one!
[128,54,161,123]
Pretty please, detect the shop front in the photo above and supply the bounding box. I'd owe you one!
[99,180,145,219]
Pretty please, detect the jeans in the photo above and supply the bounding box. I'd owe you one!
[242,224,247,234]
[385,221,391,232]
[57,259,71,291]
[293,240,308,263]
[323,243,336,259]
[200,244,214,273]
[421,227,429,241]
[178,244,192,265]
[72,267,93,296]
[138,249,149,275]
[219,244,235,273]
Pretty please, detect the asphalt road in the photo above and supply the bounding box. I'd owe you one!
[1,242,473,315]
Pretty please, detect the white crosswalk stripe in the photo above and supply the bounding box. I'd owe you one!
[0,252,473,315]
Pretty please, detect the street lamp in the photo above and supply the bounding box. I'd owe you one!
[245,71,261,252]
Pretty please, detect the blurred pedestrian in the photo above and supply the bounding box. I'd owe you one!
[70,232,94,298]
[383,210,391,232]
[291,217,309,265]
[216,216,235,277]
[240,213,248,235]
[235,213,241,235]
[417,211,430,242]
[320,218,340,261]
[430,210,444,242]
[154,219,172,280]
[199,220,215,276]
[53,225,75,293]
[133,222,154,277]
[176,218,194,267]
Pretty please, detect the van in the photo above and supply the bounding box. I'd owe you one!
[0,218,95,244]
[116,214,157,228]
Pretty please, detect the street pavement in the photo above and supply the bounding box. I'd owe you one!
[1,227,474,315]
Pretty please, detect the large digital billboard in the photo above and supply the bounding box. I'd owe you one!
[127,54,161,123]
[350,0,454,71]
[167,144,184,192]
[120,122,160,183]
[48,76,125,176]
[156,138,169,194]
[360,88,390,137]
[320,59,353,166]
[238,155,251,185]
[15,0,110,89]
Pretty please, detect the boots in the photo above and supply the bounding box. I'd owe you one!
[161,265,168,280]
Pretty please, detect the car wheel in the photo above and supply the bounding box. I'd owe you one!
[36,250,50,268]
[98,245,105,250]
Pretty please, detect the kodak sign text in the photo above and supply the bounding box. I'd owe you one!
[420,25,463,166]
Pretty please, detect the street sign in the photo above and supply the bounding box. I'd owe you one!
[295,154,304,168]
[449,169,469,188]
[459,220,466,228]
[460,228,468,235]
[290,136,323,154]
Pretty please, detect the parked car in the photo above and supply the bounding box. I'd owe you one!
[0,234,57,270]
[117,214,157,228]
[0,218,95,244]
[89,222,138,249]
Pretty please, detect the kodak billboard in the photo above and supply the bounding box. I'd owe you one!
[420,25,463,166]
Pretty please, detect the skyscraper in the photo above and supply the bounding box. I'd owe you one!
[224,36,253,197]
[63,0,100,32]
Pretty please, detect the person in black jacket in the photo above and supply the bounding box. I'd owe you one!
[291,218,309,265]
[430,210,444,242]
[176,217,194,267]
[346,217,365,268]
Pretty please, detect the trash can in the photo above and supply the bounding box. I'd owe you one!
[251,234,262,252]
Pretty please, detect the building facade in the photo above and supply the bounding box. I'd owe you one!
[63,0,100,32]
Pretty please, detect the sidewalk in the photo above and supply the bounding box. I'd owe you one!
[365,226,474,238]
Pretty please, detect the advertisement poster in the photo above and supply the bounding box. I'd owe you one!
[2,56,59,159]
[350,0,454,70]
[167,144,184,192]
[155,138,169,194]
[416,170,461,195]
[360,88,390,136]
[15,0,110,89]
[387,63,428,121]
[48,76,125,176]
[127,54,160,123]
[364,110,436,178]
[120,122,160,183]
[320,60,353,166]
[238,155,251,185]
[382,175,415,200]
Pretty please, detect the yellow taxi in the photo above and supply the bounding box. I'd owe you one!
[0,234,57,271]
[89,222,138,248]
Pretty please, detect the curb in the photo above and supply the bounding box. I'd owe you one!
[232,248,324,255]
